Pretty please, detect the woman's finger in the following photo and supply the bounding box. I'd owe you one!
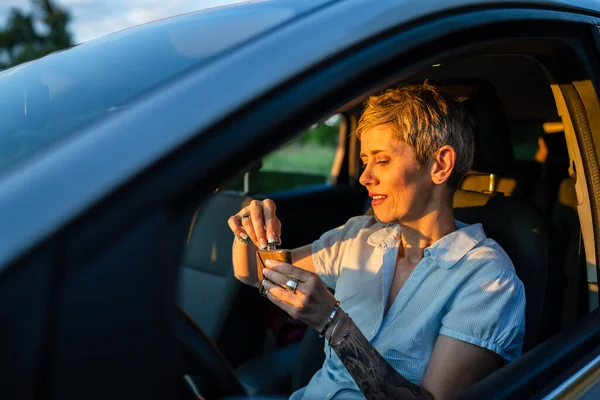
[267,260,312,283]
[249,200,267,248]
[263,267,297,289]
[227,215,248,239]
[262,198,279,244]
[265,289,294,316]
[240,214,259,246]
[263,279,301,307]
[274,218,282,245]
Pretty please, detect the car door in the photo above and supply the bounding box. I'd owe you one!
[4,1,600,400]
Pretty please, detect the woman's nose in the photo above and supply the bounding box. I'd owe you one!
[359,165,377,187]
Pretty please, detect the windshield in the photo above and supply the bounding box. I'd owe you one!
[0,3,295,173]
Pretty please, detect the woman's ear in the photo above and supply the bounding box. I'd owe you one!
[430,145,456,185]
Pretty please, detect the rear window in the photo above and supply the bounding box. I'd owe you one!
[0,3,297,173]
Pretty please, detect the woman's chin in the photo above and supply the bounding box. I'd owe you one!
[373,208,406,225]
[372,212,394,225]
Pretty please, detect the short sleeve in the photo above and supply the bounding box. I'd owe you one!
[311,216,371,289]
[439,268,526,361]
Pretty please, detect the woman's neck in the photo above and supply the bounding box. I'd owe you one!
[397,204,457,265]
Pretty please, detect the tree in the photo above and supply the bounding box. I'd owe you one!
[0,0,73,70]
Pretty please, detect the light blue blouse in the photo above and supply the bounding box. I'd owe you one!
[291,216,526,400]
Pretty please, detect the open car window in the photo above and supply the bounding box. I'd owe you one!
[226,114,344,194]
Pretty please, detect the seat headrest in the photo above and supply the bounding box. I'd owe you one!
[460,80,514,174]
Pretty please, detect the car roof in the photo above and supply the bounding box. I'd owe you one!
[58,0,600,55]
[77,0,337,48]
[375,0,599,15]
[94,0,599,51]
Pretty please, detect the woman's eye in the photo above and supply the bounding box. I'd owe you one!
[360,160,387,169]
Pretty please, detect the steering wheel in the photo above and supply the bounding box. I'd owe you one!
[175,306,247,399]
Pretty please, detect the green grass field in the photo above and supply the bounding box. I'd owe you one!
[261,144,337,177]
[225,121,340,193]
[224,144,337,193]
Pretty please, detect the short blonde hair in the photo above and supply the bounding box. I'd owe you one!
[356,82,475,190]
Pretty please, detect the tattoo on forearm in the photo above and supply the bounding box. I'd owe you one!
[333,319,434,400]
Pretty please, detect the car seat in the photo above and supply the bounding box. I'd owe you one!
[178,190,251,340]
[454,81,561,349]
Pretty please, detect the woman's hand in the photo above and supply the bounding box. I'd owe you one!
[261,259,337,332]
[227,199,281,249]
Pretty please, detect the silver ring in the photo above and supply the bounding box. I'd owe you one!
[285,279,298,293]
[240,213,250,220]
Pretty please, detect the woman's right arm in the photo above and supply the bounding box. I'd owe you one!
[227,199,316,288]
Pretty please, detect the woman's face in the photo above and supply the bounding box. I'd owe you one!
[359,124,434,224]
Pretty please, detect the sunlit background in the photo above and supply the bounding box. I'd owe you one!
[0,0,245,43]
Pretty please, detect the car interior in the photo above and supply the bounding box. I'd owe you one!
[176,48,592,399]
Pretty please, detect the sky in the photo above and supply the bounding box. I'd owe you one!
[0,0,247,44]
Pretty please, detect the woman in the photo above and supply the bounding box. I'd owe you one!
[227,83,525,400]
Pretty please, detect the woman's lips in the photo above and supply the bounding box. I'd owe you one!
[370,195,387,206]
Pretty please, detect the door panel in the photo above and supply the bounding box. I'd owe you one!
[0,246,54,400]
[48,213,180,400]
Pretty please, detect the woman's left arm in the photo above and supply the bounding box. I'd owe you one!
[331,314,503,400]
[261,261,504,400]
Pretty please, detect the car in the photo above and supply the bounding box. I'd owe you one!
[1,0,600,399]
